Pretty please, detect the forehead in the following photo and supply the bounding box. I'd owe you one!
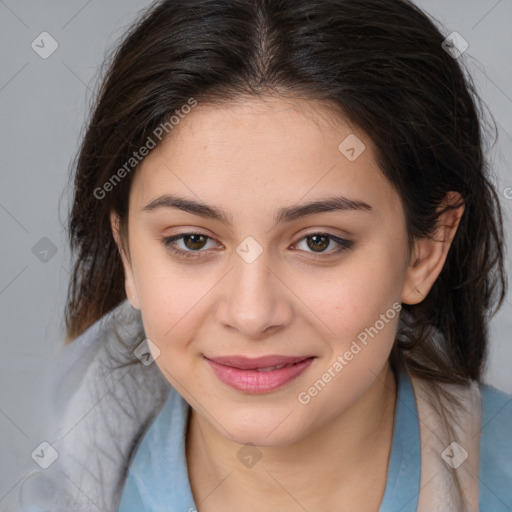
[129,96,401,221]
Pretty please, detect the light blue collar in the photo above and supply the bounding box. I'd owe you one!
[377,368,421,511]
[118,388,196,512]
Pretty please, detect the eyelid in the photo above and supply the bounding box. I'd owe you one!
[162,230,354,260]
[162,231,222,254]
[291,232,354,252]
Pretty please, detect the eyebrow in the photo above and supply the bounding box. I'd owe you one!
[142,194,373,226]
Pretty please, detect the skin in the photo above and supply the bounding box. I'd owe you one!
[111,95,464,511]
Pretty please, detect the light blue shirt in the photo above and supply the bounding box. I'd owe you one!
[117,370,512,511]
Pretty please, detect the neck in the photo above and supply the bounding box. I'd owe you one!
[186,363,397,512]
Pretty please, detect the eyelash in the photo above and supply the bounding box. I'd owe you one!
[162,232,354,261]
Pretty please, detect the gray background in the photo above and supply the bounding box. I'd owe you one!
[1,0,511,505]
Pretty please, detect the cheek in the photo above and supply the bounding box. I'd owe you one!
[293,253,403,419]
[130,244,213,346]
[292,246,404,345]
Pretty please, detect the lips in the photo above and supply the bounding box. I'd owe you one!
[204,354,316,393]
[205,355,314,370]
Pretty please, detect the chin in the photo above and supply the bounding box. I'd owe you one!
[215,411,309,448]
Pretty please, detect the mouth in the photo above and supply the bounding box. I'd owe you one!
[204,354,316,393]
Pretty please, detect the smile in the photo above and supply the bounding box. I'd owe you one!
[204,355,316,393]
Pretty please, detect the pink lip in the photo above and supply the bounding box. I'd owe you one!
[205,354,316,394]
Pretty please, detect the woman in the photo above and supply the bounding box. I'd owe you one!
[15,0,511,510]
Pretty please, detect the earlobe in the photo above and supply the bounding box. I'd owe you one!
[110,212,141,310]
[401,192,465,305]
[401,242,431,305]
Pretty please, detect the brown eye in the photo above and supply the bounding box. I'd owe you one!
[162,232,219,260]
[306,234,330,252]
[181,234,208,250]
[294,232,354,256]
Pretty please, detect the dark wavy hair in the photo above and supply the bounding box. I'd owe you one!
[65,0,507,388]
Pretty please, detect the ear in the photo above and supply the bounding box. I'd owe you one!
[110,212,141,310]
[401,191,465,305]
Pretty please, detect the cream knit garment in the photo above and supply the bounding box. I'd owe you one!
[411,374,481,511]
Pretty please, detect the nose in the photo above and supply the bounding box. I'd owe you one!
[214,249,294,339]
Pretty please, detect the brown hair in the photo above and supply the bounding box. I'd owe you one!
[65,0,507,387]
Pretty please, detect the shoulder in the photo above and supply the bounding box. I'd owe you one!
[15,300,172,512]
[480,382,512,446]
[479,381,512,447]
[480,382,512,412]
[479,382,512,510]
[410,374,512,509]
[117,385,193,511]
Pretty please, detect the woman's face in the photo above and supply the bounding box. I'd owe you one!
[116,96,414,447]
